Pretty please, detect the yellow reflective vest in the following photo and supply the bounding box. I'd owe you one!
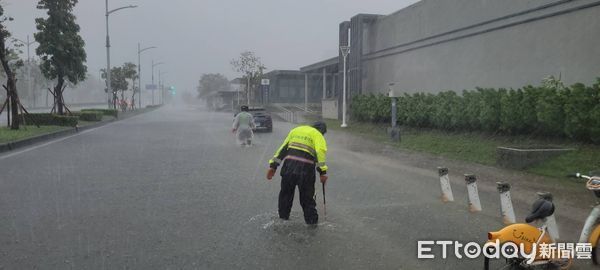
[269,125,328,174]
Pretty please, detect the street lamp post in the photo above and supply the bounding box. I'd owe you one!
[138,44,156,109]
[247,76,251,106]
[15,36,37,107]
[151,60,164,105]
[159,70,167,105]
[105,0,137,109]
[340,45,350,128]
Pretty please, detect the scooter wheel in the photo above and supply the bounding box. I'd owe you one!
[484,256,521,270]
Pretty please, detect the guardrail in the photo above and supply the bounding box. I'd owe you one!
[273,105,297,123]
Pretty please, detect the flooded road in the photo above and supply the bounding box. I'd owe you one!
[0,105,594,269]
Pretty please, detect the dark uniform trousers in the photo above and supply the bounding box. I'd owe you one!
[278,160,318,224]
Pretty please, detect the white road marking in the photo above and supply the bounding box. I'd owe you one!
[0,123,113,160]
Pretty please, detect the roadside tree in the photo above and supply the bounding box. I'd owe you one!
[230,51,266,105]
[35,0,87,115]
[0,2,24,129]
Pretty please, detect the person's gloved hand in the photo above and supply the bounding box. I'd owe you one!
[320,175,328,184]
[266,168,276,180]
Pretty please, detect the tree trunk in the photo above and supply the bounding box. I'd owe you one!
[8,74,18,129]
[113,91,117,110]
[55,77,64,115]
[131,79,136,109]
[0,38,20,129]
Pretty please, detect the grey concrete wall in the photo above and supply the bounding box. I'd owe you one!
[361,0,600,94]
[322,98,339,120]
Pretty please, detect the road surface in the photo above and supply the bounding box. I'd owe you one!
[0,105,595,269]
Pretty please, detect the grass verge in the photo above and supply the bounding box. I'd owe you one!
[0,125,70,144]
[313,118,600,180]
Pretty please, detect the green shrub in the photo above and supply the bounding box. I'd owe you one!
[79,111,104,122]
[500,89,526,134]
[562,83,599,140]
[19,113,78,127]
[478,88,504,132]
[462,90,482,130]
[374,94,391,123]
[53,115,79,127]
[349,77,600,143]
[431,91,458,130]
[520,86,540,133]
[81,109,118,118]
[535,87,565,135]
[350,94,368,121]
[405,93,434,127]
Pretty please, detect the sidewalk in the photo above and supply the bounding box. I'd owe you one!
[326,125,593,243]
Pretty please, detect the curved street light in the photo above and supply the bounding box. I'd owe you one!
[108,5,138,15]
[137,44,156,108]
[105,1,138,109]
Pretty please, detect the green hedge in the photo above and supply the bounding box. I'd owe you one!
[81,109,118,118]
[350,78,600,143]
[18,113,78,127]
[79,111,103,122]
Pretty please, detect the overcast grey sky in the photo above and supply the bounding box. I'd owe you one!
[3,0,419,92]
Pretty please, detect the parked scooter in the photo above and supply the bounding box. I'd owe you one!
[485,172,600,269]
[574,173,600,264]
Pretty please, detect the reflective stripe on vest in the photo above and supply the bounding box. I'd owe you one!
[285,155,315,165]
[288,142,316,157]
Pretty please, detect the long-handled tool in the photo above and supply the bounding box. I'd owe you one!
[322,182,326,217]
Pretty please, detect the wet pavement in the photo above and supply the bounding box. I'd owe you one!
[0,104,596,269]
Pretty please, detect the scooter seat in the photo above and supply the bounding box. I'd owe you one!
[525,198,555,223]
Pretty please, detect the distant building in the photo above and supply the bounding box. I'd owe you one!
[205,78,246,111]
[300,57,340,119]
[263,70,306,104]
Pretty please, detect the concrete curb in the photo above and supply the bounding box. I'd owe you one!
[0,106,161,154]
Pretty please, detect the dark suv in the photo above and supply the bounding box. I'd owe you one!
[250,108,273,132]
[234,107,273,132]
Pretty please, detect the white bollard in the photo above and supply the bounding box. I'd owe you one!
[538,192,560,240]
[438,167,454,202]
[497,182,516,224]
[465,174,482,212]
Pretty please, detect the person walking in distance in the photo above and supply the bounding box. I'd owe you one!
[232,105,255,146]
